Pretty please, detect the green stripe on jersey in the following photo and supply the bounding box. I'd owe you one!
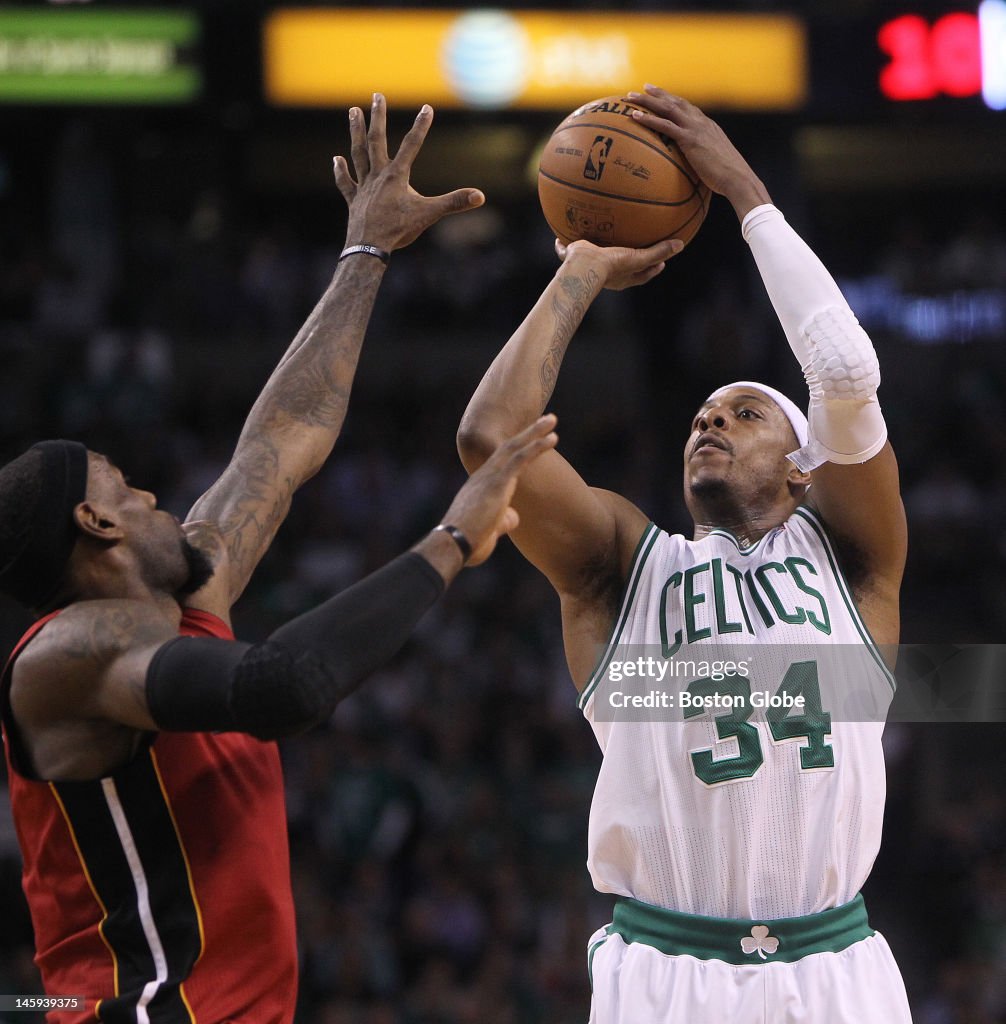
[587,928,610,990]
[578,523,659,710]
[792,507,897,692]
[705,527,773,556]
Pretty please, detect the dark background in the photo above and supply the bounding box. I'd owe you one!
[1,1,1005,1021]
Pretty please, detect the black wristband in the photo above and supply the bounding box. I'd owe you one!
[434,523,472,563]
[339,243,390,265]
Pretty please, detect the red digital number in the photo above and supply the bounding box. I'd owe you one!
[878,11,981,100]
[931,12,982,96]
[879,14,935,99]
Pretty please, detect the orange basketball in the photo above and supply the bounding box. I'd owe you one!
[538,95,711,249]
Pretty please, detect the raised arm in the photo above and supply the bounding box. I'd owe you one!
[188,94,484,607]
[12,417,557,780]
[631,88,907,641]
[458,240,678,681]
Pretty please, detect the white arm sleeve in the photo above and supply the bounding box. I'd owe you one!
[742,204,887,470]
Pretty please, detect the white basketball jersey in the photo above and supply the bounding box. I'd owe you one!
[580,506,896,920]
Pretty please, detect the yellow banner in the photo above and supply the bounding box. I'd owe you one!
[264,8,806,111]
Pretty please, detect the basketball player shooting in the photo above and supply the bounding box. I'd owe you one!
[0,95,558,1020]
[458,87,910,1023]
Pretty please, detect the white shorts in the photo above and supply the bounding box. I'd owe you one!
[587,895,912,1024]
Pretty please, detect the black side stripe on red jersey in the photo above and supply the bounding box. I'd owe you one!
[53,749,202,1024]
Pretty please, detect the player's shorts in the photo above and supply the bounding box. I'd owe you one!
[587,893,912,1023]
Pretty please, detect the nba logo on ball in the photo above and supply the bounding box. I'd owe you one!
[538,95,711,248]
[442,11,530,108]
[583,137,613,181]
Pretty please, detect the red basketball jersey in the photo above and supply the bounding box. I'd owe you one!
[1,608,298,1023]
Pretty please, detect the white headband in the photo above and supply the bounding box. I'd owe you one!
[706,381,808,446]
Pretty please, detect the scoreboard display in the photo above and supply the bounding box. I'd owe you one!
[0,4,1000,116]
[811,2,1005,117]
[260,5,1006,117]
[877,1,1005,107]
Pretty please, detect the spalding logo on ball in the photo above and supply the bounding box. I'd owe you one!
[538,96,711,249]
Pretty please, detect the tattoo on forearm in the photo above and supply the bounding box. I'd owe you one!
[541,269,599,402]
[559,273,597,306]
[215,437,295,584]
[264,258,379,432]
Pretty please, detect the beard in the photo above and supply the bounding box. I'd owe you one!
[689,475,730,499]
[688,474,736,513]
[175,537,216,597]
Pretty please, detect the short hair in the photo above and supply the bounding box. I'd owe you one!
[0,440,88,610]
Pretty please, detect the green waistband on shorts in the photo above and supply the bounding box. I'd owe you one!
[610,893,874,966]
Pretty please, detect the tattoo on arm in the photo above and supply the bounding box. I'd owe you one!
[204,437,296,596]
[61,606,172,662]
[11,605,174,750]
[265,257,381,431]
[541,269,599,402]
[269,357,348,430]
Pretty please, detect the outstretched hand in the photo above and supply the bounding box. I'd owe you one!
[334,93,485,251]
[440,414,559,566]
[555,237,683,291]
[625,86,771,217]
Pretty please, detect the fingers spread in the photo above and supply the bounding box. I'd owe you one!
[394,104,434,169]
[332,156,356,201]
[495,413,557,463]
[349,106,370,181]
[520,413,559,443]
[433,188,485,216]
[367,92,389,172]
[506,429,559,471]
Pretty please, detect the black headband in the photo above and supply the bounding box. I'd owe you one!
[0,440,89,610]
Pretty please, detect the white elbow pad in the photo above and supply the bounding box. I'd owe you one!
[798,306,887,469]
[742,205,889,472]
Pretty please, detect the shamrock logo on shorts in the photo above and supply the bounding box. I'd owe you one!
[740,925,779,960]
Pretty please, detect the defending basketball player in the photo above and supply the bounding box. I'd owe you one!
[458,87,911,1023]
[0,95,557,1020]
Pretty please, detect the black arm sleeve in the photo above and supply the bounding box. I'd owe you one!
[145,552,445,740]
[267,551,444,661]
